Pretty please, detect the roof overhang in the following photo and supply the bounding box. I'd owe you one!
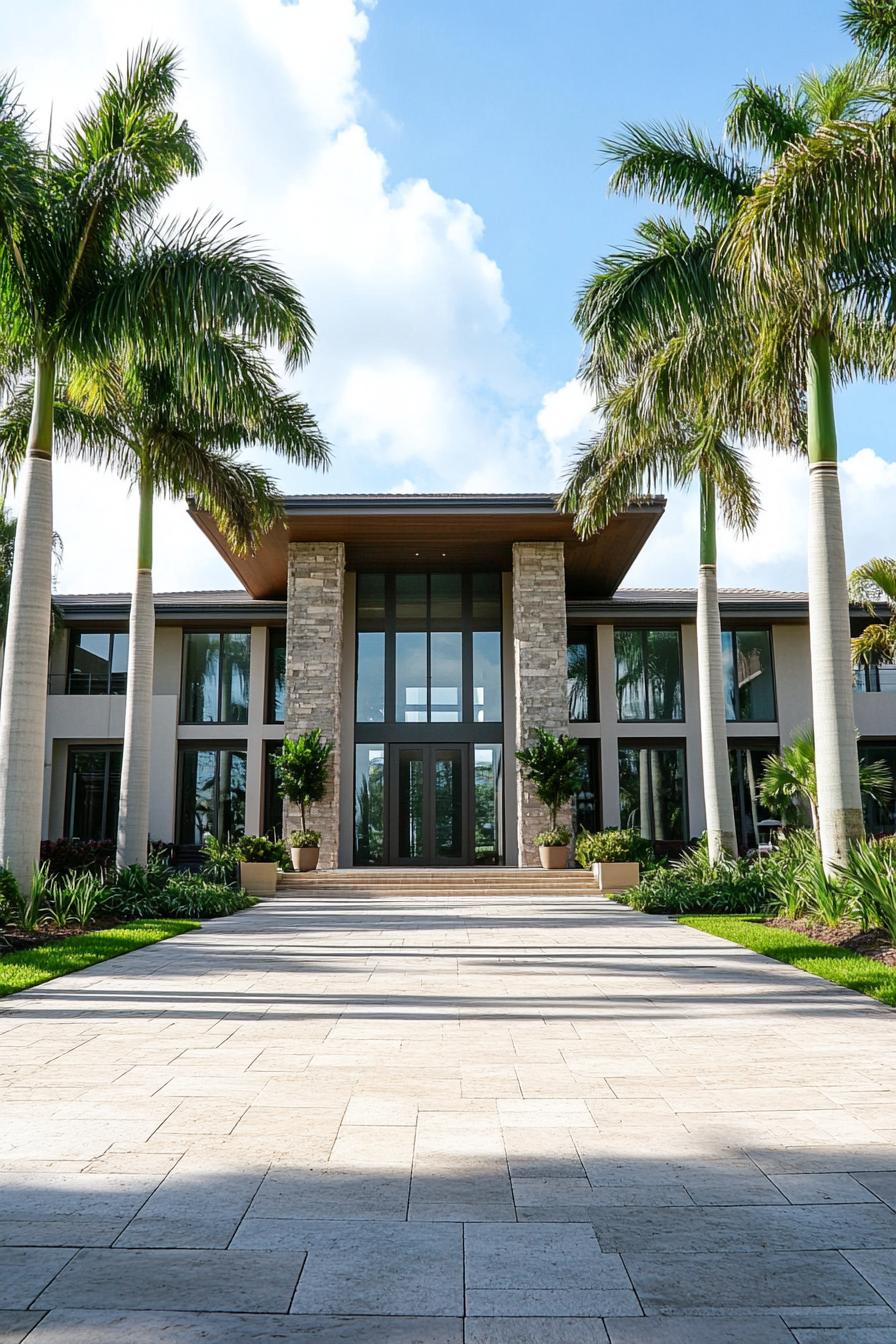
[188,493,666,599]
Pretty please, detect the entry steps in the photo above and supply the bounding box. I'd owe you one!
[276,867,597,895]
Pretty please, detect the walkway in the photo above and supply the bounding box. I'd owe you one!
[1,876,896,1342]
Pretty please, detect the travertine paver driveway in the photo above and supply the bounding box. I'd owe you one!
[2,882,896,1342]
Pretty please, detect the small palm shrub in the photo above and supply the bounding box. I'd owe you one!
[841,837,896,940]
[576,827,655,870]
[198,835,238,886]
[43,871,107,928]
[758,831,815,920]
[0,866,19,922]
[16,862,52,932]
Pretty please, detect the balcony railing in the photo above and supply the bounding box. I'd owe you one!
[854,664,896,693]
[48,671,128,695]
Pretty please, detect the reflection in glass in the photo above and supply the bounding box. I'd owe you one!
[395,631,428,722]
[474,745,503,864]
[434,750,463,858]
[398,751,424,859]
[66,748,121,838]
[646,630,683,720]
[221,633,250,722]
[183,633,219,722]
[618,745,686,841]
[178,747,247,845]
[472,572,501,622]
[859,743,896,834]
[396,573,426,620]
[430,631,462,722]
[357,572,386,621]
[615,629,646,720]
[356,631,386,722]
[430,573,462,619]
[567,635,593,721]
[355,744,385,863]
[729,745,776,851]
[472,630,502,722]
[69,631,128,695]
[722,629,775,721]
[574,741,599,833]
[268,629,286,722]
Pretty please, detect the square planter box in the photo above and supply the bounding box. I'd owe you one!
[592,860,640,893]
[239,861,279,897]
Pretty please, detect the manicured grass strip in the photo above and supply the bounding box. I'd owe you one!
[679,915,896,1008]
[0,920,199,998]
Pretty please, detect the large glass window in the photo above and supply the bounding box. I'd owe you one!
[263,746,284,838]
[618,744,688,841]
[615,628,683,722]
[567,628,596,722]
[574,741,600,835]
[729,743,777,852]
[430,631,463,722]
[473,630,502,723]
[859,741,896,834]
[722,629,775,721]
[178,747,247,846]
[267,629,286,723]
[395,631,428,722]
[474,745,504,864]
[182,632,250,724]
[356,631,386,722]
[855,664,896,693]
[354,744,386,864]
[65,748,121,839]
[68,631,128,695]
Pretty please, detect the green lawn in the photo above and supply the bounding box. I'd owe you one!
[680,914,896,1008]
[0,920,199,997]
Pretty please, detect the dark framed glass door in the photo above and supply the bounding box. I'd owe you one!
[390,744,469,865]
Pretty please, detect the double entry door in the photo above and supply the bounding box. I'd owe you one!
[390,743,469,865]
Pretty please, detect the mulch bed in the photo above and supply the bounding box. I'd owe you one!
[0,919,118,956]
[765,916,896,966]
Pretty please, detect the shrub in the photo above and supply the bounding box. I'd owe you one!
[0,866,19,922]
[233,835,288,865]
[40,837,115,877]
[102,860,173,921]
[15,862,52,932]
[151,874,256,919]
[534,827,571,848]
[288,829,321,848]
[616,836,770,915]
[198,835,238,886]
[840,837,896,939]
[576,827,654,870]
[271,730,332,833]
[43,871,106,928]
[758,831,815,920]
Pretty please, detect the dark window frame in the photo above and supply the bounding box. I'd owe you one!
[180,629,251,726]
[722,625,777,723]
[266,627,287,724]
[64,744,122,839]
[573,738,601,835]
[617,737,689,843]
[728,737,779,853]
[67,629,128,696]
[567,626,598,723]
[614,625,685,724]
[176,741,249,848]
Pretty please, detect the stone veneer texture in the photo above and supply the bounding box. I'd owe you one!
[284,541,345,869]
[512,540,571,866]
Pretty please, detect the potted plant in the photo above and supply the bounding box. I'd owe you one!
[516,729,584,870]
[575,826,652,892]
[234,835,283,897]
[288,828,322,872]
[270,729,333,874]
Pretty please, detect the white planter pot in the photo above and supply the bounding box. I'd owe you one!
[290,846,320,873]
[592,861,640,893]
[539,844,568,870]
[239,861,278,897]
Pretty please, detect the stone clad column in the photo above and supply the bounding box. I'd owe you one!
[512,541,570,866]
[284,542,345,869]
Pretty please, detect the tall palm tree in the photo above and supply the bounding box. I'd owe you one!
[1,337,329,867]
[720,60,896,870]
[0,45,315,887]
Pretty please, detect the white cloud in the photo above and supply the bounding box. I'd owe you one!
[536,377,598,479]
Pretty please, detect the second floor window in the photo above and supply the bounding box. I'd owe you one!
[68,631,128,695]
[181,632,250,724]
[722,629,775,721]
[267,629,286,723]
[615,628,683,722]
[567,629,596,722]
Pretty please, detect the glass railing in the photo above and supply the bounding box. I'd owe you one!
[48,671,128,695]
[854,664,896,693]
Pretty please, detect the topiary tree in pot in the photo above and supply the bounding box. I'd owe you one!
[271,729,333,872]
[516,729,585,869]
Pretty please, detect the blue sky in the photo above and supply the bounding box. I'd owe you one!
[4,0,896,592]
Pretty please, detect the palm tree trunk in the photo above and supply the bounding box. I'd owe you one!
[696,473,738,862]
[806,329,864,873]
[0,357,56,889]
[116,462,155,868]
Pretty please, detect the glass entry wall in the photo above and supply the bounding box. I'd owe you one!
[353,571,504,865]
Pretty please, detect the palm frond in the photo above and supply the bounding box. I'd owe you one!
[726,78,812,159]
[844,0,896,61]
[604,121,756,222]
[849,555,896,609]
